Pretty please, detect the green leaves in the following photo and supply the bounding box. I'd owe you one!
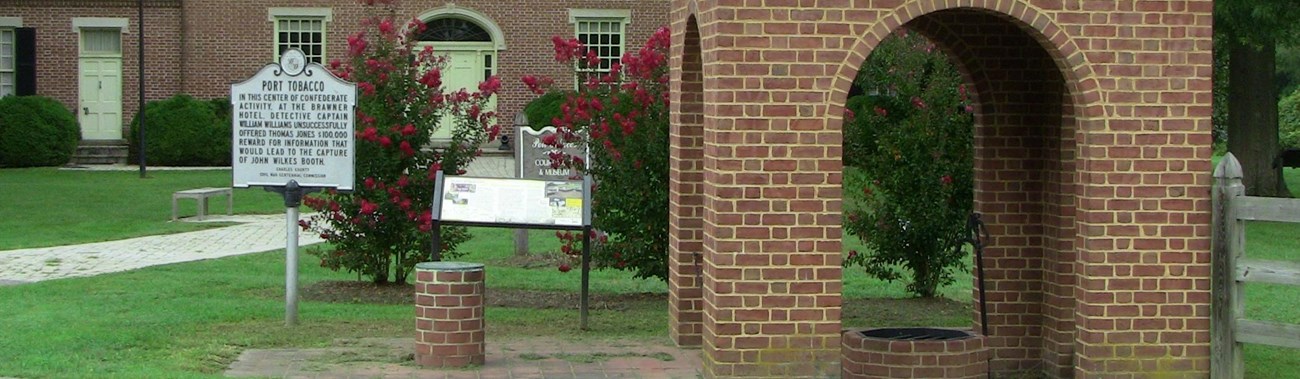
[842,32,973,298]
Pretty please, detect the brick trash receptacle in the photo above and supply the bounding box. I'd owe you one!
[414,261,485,368]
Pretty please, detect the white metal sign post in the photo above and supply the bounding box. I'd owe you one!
[231,49,356,326]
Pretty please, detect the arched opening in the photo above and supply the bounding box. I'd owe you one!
[667,14,706,347]
[669,0,1211,376]
[416,6,504,142]
[839,8,1082,377]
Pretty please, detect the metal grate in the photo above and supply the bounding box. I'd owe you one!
[861,327,973,341]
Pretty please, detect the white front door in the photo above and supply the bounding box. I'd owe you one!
[78,29,123,141]
[428,46,496,142]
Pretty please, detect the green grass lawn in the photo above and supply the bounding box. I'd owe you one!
[1,164,1298,377]
[0,168,284,250]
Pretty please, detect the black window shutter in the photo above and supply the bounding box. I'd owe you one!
[15,27,36,96]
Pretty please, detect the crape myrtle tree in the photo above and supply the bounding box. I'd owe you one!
[522,27,672,280]
[842,31,974,298]
[300,0,502,284]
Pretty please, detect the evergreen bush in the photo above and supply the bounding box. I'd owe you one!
[128,94,231,166]
[0,96,80,167]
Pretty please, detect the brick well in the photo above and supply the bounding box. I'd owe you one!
[841,328,988,379]
[414,261,486,368]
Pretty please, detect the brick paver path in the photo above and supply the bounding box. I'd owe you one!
[225,337,702,379]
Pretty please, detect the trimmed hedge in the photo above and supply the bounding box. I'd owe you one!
[0,96,80,167]
[129,95,231,166]
[522,91,568,131]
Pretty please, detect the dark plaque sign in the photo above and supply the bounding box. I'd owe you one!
[517,127,588,180]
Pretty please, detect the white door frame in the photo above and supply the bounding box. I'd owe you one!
[74,20,126,141]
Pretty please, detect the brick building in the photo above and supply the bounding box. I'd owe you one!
[666,0,1213,378]
[0,0,668,160]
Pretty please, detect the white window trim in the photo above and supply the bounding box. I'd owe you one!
[267,8,333,22]
[567,9,631,25]
[418,5,507,51]
[0,26,16,97]
[71,17,129,33]
[268,8,331,63]
[0,17,21,28]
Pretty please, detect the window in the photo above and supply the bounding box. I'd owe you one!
[569,9,629,80]
[276,18,324,64]
[0,28,13,97]
[269,8,331,64]
[575,19,623,73]
[80,28,121,56]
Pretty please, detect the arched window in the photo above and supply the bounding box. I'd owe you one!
[418,18,491,42]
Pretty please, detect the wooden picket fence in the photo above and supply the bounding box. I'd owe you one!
[1211,153,1300,378]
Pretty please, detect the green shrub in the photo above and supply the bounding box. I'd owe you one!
[128,94,230,166]
[842,32,974,298]
[1280,89,1300,149]
[525,28,672,281]
[0,96,80,167]
[523,91,568,130]
[301,6,494,284]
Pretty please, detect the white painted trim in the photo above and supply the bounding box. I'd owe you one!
[417,4,507,51]
[567,9,631,24]
[267,7,333,22]
[0,17,21,28]
[71,17,129,32]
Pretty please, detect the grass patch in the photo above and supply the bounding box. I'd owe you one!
[2,160,1299,377]
[0,168,283,250]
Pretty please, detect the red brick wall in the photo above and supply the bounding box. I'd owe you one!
[2,0,668,140]
[180,0,669,135]
[0,0,184,138]
[668,0,1213,377]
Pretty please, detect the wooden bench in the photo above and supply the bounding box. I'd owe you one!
[172,187,233,221]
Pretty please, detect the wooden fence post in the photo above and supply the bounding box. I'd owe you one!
[1211,153,1246,379]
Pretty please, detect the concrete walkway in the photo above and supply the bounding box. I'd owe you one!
[0,156,516,286]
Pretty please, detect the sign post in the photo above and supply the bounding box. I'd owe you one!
[431,172,595,329]
[231,49,356,326]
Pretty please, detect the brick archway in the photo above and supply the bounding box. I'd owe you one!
[669,1,1213,378]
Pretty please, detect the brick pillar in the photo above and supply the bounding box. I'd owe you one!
[668,13,706,347]
[414,262,485,368]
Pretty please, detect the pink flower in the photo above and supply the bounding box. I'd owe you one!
[399,141,415,157]
[379,136,392,147]
[874,107,887,117]
[478,76,501,94]
[359,200,378,215]
[911,96,927,109]
[420,69,442,88]
[941,175,953,186]
[378,19,394,35]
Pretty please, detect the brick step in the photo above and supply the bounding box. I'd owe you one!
[71,143,128,165]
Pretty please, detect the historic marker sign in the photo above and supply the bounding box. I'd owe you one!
[518,127,588,180]
[438,176,585,227]
[231,49,357,190]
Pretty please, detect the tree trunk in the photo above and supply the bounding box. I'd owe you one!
[1227,38,1291,197]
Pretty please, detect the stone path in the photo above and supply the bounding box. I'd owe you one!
[0,156,515,285]
[225,337,703,379]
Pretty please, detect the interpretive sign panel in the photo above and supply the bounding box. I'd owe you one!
[517,127,587,180]
[438,176,585,227]
[231,49,357,190]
